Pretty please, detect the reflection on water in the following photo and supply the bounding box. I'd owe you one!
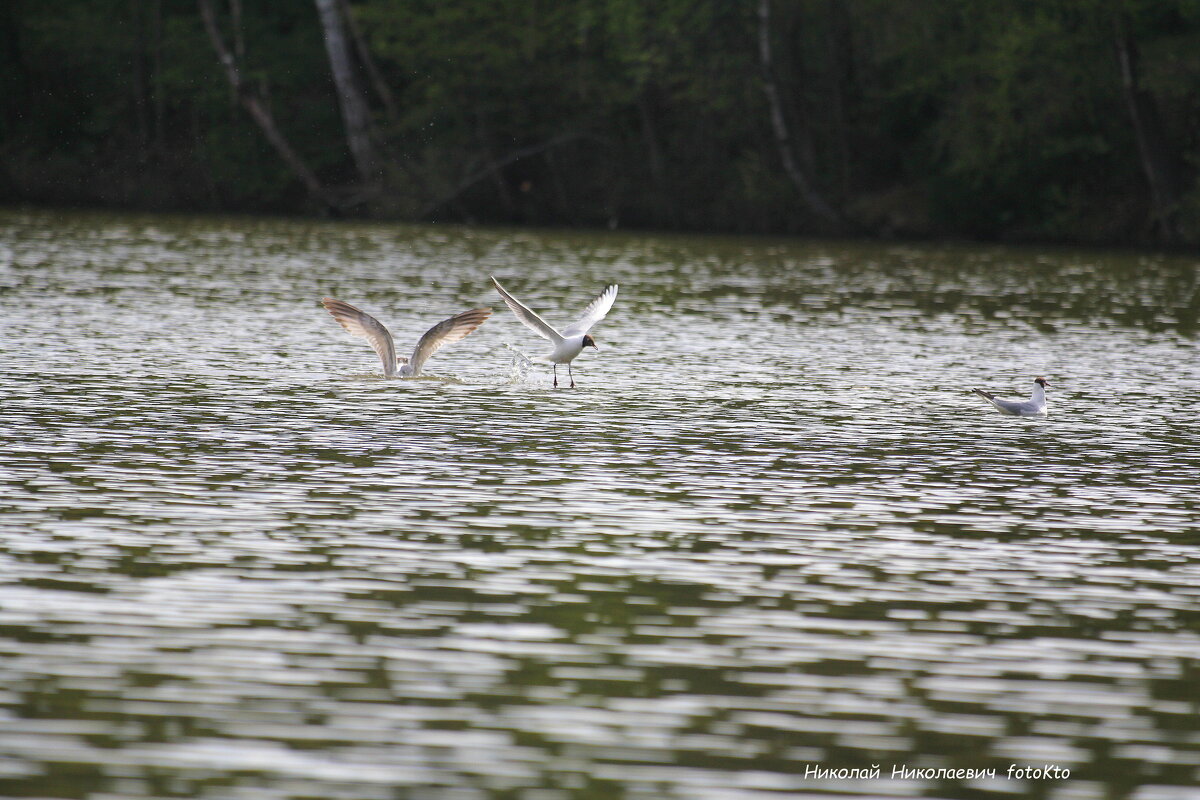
[1,209,1199,800]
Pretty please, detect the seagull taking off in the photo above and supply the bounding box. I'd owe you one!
[490,276,617,388]
[322,297,491,377]
[973,377,1049,416]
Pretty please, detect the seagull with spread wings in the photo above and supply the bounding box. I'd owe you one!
[322,298,491,378]
[490,276,618,388]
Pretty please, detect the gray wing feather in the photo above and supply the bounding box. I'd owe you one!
[973,388,1034,415]
[408,307,492,374]
[562,284,618,337]
[322,297,398,377]
[990,398,1028,415]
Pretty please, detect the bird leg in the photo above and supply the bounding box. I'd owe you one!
[568,363,575,388]
[553,364,558,388]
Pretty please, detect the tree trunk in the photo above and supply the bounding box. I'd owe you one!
[129,0,150,149]
[825,0,853,197]
[757,0,844,229]
[0,0,27,144]
[198,0,338,210]
[151,0,165,150]
[474,113,516,217]
[638,92,665,190]
[1114,14,1181,242]
[314,0,377,184]
[229,0,244,62]
[336,0,399,122]
[637,88,675,226]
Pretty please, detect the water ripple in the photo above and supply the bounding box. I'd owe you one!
[1,210,1198,799]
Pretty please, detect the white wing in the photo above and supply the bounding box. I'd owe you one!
[990,398,1028,415]
[974,389,1040,416]
[562,283,618,337]
[491,276,563,343]
[408,307,492,374]
[323,297,398,377]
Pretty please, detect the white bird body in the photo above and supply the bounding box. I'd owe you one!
[973,378,1049,416]
[543,335,588,365]
[322,298,491,377]
[491,276,617,387]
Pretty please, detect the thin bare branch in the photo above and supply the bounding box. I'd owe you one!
[419,133,591,219]
[757,0,844,228]
[336,0,399,121]
[1114,13,1180,242]
[198,0,338,209]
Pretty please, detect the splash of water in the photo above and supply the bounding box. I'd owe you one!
[503,342,535,384]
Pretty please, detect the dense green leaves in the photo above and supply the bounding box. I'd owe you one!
[1,0,1197,244]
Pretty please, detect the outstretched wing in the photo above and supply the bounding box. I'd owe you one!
[409,307,492,374]
[562,284,618,337]
[322,297,398,377]
[491,276,563,343]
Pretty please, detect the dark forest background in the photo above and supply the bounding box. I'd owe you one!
[2,0,1199,245]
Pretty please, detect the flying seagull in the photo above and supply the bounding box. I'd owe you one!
[490,276,617,388]
[322,297,491,377]
[972,377,1049,416]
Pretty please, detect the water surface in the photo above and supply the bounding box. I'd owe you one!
[1,209,1199,799]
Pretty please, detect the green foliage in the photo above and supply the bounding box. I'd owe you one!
[2,0,1199,243]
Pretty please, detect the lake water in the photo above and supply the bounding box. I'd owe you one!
[1,208,1198,800]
